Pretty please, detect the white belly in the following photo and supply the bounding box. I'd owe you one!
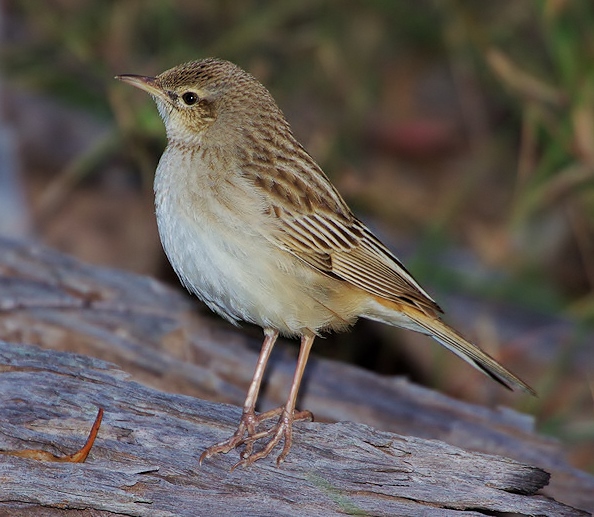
[156,148,266,321]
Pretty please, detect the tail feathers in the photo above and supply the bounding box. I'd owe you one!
[365,298,535,395]
[408,310,536,396]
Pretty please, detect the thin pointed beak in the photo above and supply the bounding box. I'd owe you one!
[115,74,167,101]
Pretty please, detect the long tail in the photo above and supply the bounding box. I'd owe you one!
[366,300,536,395]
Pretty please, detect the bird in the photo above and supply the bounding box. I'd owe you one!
[116,58,534,467]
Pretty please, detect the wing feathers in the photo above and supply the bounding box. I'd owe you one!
[272,205,441,315]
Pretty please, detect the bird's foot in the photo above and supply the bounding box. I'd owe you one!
[199,406,312,467]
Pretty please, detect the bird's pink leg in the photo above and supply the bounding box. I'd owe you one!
[235,333,315,467]
[200,331,315,466]
[199,328,279,463]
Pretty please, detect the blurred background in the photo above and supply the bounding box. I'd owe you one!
[1,1,593,472]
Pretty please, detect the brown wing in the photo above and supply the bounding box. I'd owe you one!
[239,133,442,315]
[276,207,443,316]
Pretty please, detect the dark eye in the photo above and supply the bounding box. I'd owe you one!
[181,92,198,105]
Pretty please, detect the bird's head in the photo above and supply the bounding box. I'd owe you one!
[117,58,285,147]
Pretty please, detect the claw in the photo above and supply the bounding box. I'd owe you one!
[200,408,313,467]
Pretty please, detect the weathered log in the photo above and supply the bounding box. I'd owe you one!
[0,236,592,514]
[0,341,586,516]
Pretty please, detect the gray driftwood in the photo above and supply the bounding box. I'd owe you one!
[0,236,592,515]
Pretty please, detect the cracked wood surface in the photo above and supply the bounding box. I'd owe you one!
[0,342,586,517]
[0,236,592,515]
